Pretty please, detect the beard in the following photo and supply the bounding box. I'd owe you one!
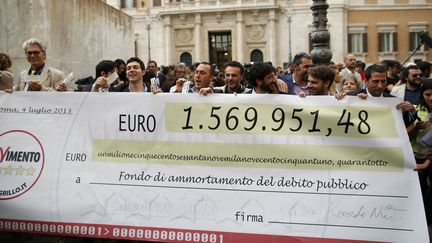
[408,79,422,89]
[260,82,275,93]
[300,71,309,83]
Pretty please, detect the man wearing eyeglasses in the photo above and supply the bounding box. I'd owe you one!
[16,38,65,91]
[169,63,190,93]
[391,65,423,105]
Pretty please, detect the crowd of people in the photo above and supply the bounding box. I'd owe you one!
[1,37,432,230]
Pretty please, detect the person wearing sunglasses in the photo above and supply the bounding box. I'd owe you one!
[391,65,423,105]
[16,38,65,91]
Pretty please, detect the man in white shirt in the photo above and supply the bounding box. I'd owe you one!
[340,53,362,90]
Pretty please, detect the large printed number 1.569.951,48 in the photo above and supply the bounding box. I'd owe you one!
[181,106,370,136]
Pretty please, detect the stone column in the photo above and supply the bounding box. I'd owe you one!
[310,0,332,64]
[236,11,244,63]
[268,9,276,63]
[194,13,202,62]
[283,0,294,62]
[164,15,172,65]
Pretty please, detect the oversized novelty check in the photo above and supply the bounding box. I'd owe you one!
[0,92,428,242]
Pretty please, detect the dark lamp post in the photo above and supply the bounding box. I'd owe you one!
[310,0,332,65]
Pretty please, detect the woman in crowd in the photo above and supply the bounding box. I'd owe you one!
[328,64,342,95]
[111,58,128,92]
[408,79,432,224]
[341,74,361,93]
[0,52,14,91]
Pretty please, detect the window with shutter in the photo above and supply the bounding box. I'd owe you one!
[424,32,430,51]
[392,32,398,52]
[377,23,397,57]
[348,33,353,53]
[378,33,384,52]
[348,33,364,53]
[362,33,368,53]
[153,0,161,6]
[347,24,368,54]
[408,23,429,52]
[121,0,136,8]
[378,32,395,53]
[409,32,416,51]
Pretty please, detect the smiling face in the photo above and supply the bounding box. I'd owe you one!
[26,44,46,69]
[308,75,329,95]
[258,72,277,93]
[224,66,243,92]
[406,68,423,89]
[126,61,144,84]
[295,58,313,83]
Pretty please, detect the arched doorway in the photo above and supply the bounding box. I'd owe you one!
[180,52,192,67]
[250,49,263,63]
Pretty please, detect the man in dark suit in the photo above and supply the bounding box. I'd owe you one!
[347,64,415,125]
[347,64,393,97]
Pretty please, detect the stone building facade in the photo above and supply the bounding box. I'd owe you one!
[1,0,134,78]
[1,0,430,77]
[109,0,431,68]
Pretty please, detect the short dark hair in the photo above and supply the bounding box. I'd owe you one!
[147,60,157,67]
[223,61,245,76]
[401,65,420,83]
[417,61,431,74]
[95,60,116,78]
[114,59,125,67]
[365,64,386,80]
[144,71,156,83]
[382,60,400,70]
[197,62,213,74]
[160,65,170,75]
[355,60,366,70]
[308,65,335,88]
[127,57,145,71]
[292,52,312,66]
[249,62,275,87]
[192,62,200,72]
